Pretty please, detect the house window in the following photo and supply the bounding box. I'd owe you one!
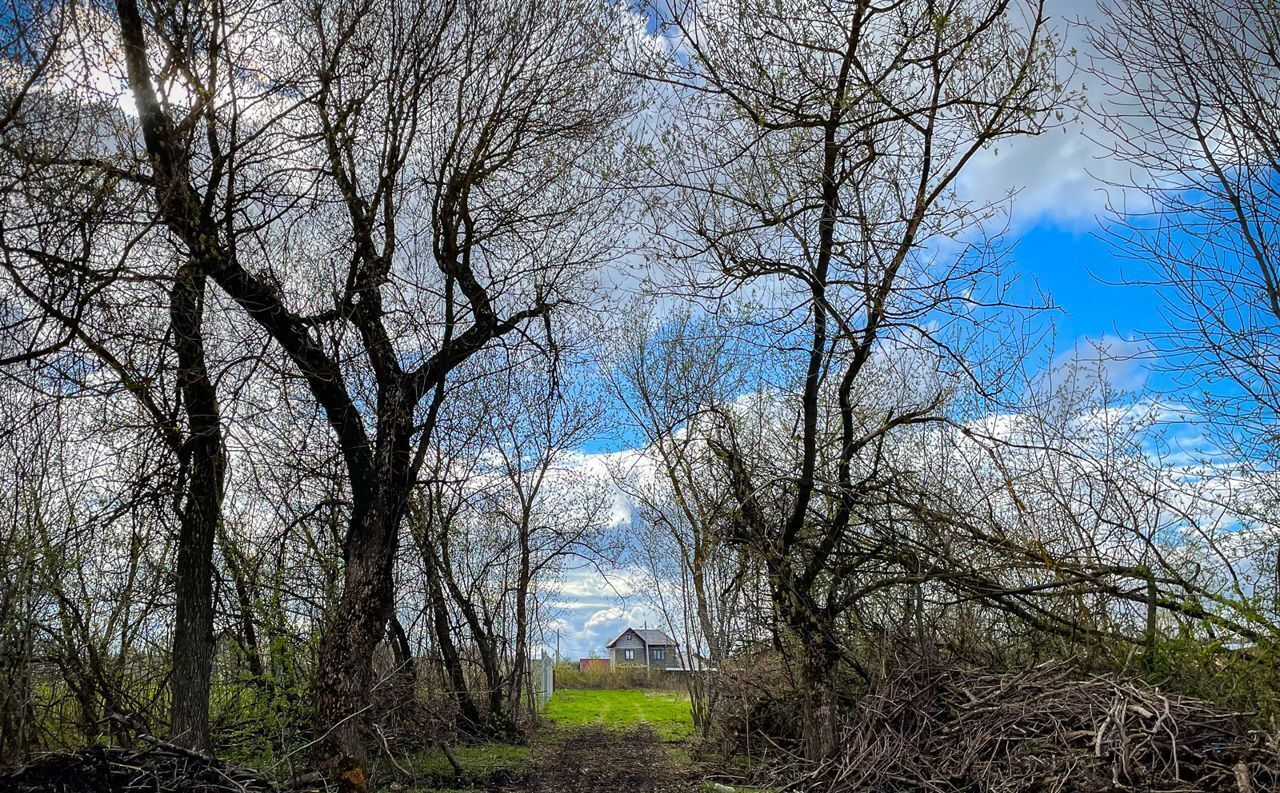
[623,649,635,660]
[651,648,665,662]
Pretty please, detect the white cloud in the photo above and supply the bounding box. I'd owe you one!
[954,0,1168,230]
[958,126,1118,229]
[539,564,668,660]
[584,606,630,629]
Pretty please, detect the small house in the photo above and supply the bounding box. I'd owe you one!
[578,657,609,672]
[606,627,679,670]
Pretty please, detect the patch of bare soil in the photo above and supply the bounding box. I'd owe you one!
[524,725,698,793]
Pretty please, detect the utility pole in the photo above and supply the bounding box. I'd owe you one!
[555,628,561,664]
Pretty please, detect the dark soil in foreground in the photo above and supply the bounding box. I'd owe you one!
[524,725,698,793]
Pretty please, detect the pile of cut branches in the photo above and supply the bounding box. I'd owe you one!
[0,732,287,793]
[1,745,280,793]
[777,662,1278,793]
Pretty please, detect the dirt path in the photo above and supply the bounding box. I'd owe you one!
[523,725,699,793]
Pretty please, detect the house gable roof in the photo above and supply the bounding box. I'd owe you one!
[605,627,678,648]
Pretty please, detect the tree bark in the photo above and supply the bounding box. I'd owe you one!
[312,428,412,781]
[800,641,838,761]
[168,261,226,754]
[507,527,531,720]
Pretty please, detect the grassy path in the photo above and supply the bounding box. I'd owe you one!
[542,689,696,741]
[405,689,703,791]
[532,689,700,791]
[527,724,697,793]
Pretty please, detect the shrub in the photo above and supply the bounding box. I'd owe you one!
[553,663,685,691]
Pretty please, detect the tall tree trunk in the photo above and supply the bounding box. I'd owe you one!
[313,498,398,785]
[507,531,531,719]
[422,541,483,730]
[313,400,415,786]
[386,612,418,727]
[388,613,415,680]
[220,533,264,681]
[483,638,507,734]
[169,262,226,754]
[768,554,839,762]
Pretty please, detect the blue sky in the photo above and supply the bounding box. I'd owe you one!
[1016,224,1162,344]
[578,221,1162,458]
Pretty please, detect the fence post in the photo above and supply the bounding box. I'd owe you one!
[540,651,554,709]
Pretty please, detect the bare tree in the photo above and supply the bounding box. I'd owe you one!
[642,0,1066,758]
[0,0,641,779]
[405,352,613,735]
[605,306,761,736]
[477,360,611,724]
[1090,0,1280,501]
[0,37,228,750]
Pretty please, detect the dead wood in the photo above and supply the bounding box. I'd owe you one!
[0,715,292,793]
[768,662,1278,792]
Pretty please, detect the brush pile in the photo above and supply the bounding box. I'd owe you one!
[778,663,1278,793]
[0,733,283,793]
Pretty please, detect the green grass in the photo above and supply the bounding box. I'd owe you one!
[543,688,695,741]
[402,689,695,790]
[403,743,531,778]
